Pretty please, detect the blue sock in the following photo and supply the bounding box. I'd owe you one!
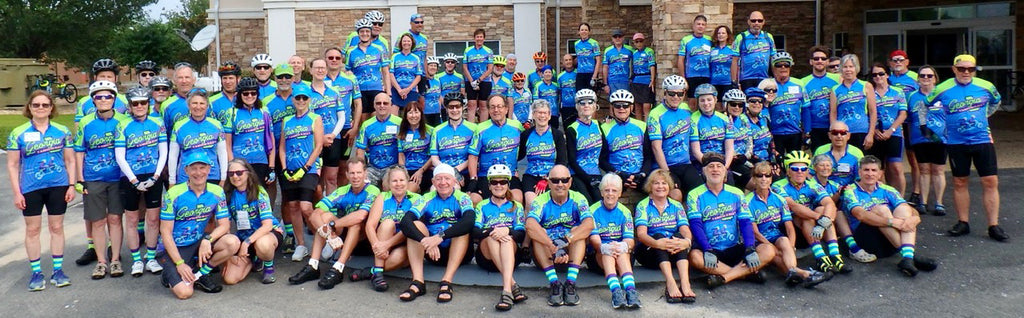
[810,242,826,259]
[827,240,840,256]
[544,266,558,283]
[263,260,275,273]
[145,247,157,261]
[30,258,42,273]
[844,236,862,253]
[606,274,621,292]
[566,264,580,282]
[900,244,915,259]
[621,272,636,290]
[198,264,213,275]
[52,255,64,271]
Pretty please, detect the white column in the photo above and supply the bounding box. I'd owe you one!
[389,0,419,45]
[514,0,545,62]
[266,7,296,65]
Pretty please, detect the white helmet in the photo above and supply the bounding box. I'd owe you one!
[250,53,273,68]
[486,164,512,180]
[442,52,458,62]
[662,75,688,91]
[89,80,118,96]
[771,51,794,65]
[364,10,386,23]
[575,89,597,102]
[609,89,634,104]
[354,18,373,31]
[426,56,440,65]
[723,89,746,103]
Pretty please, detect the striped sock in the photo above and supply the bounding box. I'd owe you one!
[827,240,840,256]
[371,266,383,275]
[844,236,862,253]
[146,247,157,261]
[137,220,145,233]
[52,255,63,271]
[606,274,621,292]
[198,264,213,275]
[621,272,636,291]
[130,249,142,263]
[810,242,826,259]
[30,258,42,273]
[543,266,558,283]
[284,224,295,237]
[900,244,915,259]
[566,264,580,282]
[87,238,95,250]
[263,260,275,274]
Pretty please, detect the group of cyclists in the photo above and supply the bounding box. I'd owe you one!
[7,8,1007,311]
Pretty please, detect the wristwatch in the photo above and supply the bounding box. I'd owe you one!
[437,231,447,240]
[204,234,213,242]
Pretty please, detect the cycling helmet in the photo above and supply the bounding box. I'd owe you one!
[425,56,440,65]
[744,87,766,100]
[250,54,273,68]
[532,51,547,61]
[126,86,151,102]
[442,52,458,62]
[723,89,746,103]
[486,164,512,180]
[135,60,158,73]
[609,89,634,104]
[771,51,794,65]
[694,83,717,97]
[662,75,688,91]
[238,77,260,92]
[354,18,373,31]
[575,89,597,102]
[92,58,119,75]
[149,76,172,89]
[492,55,507,66]
[218,61,242,76]
[443,92,465,106]
[512,72,526,82]
[364,10,386,23]
[89,80,118,96]
[783,150,812,167]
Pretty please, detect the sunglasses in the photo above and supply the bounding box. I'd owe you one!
[577,100,595,105]
[30,103,52,109]
[727,102,745,107]
[749,19,764,23]
[753,173,772,178]
[446,104,463,109]
[872,72,887,78]
[774,63,792,68]
[254,65,272,71]
[811,57,829,61]
[92,95,115,100]
[764,89,777,93]
[277,74,294,80]
[665,91,685,97]
[489,179,509,186]
[372,22,384,26]
[891,58,907,63]
[828,64,841,69]
[375,102,391,105]
[830,129,849,136]
[549,177,570,184]
[189,88,208,95]
[294,95,310,101]
[445,61,456,64]
[612,103,631,109]
[326,56,343,61]
[153,86,170,92]
[954,66,977,73]
[535,60,545,63]
[790,166,809,172]
[175,62,193,69]
[412,21,424,25]
[747,99,764,104]
[227,170,247,177]
[241,91,259,97]
[139,72,156,77]
[919,74,935,78]
[514,80,524,83]
[130,101,149,107]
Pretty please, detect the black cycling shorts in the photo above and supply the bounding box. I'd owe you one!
[465,81,493,102]
[630,83,655,105]
[22,186,69,217]
[685,77,711,98]
[912,142,947,165]
[120,173,163,210]
[321,141,345,167]
[947,143,998,177]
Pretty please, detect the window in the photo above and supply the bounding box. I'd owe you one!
[434,41,501,59]
[833,32,849,52]
[773,34,786,51]
[865,10,899,24]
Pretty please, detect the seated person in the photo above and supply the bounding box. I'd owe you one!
[772,150,849,274]
[634,169,696,304]
[473,164,529,311]
[588,174,641,309]
[360,167,421,292]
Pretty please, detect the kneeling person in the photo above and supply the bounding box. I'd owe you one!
[221,159,282,285]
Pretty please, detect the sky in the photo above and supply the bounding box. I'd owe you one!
[145,0,183,21]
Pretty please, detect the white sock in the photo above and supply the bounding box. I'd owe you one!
[332,262,345,273]
[308,259,319,270]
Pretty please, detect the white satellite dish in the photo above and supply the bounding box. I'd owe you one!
[190,25,218,51]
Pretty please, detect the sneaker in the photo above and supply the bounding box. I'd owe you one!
[252,257,263,273]
[610,288,626,309]
[784,270,802,287]
[948,221,970,237]
[831,255,852,274]
[28,272,46,291]
[625,289,642,309]
[131,261,145,277]
[91,263,107,280]
[932,204,947,216]
[989,225,1010,242]
[897,258,919,277]
[850,249,877,263]
[282,235,295,254]
[802,269,830,288]
[745,271,767,284]
[816,256,834,273]
[291,245,309,262]
[318,268,344,289]
[75,248,97,266]
[562,281,580,306]
[288,264,321,285]
[109,261,124,277]
[547,281,563,306]
[907,193,922,208]
[706,274,726,289]
[194,274,223,293]
[261,270,276,284]
[914,256,939,272]
[145,259,164,274]
[50,269,71,287]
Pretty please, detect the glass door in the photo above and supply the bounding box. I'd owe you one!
[972,28,1015,108]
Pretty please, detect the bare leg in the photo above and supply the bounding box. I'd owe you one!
[405,222,429,282]
[48,215,65,257]
[92,220,108,264]
[952,176,970,223]
[221,256,251,285]
[441,235,469,282]
[25,216,42,261]
[930,164,947,206]
[322,166,339,194]
[144,208,160,252]
[124,211,141,252]
[209,235,241,267]
[107,214,123,262]
[981,176,1000,226]
[674,259,695,297]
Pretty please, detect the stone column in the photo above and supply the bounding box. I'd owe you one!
[652,0,731,94]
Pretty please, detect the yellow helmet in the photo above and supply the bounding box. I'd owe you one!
[784,150,812,167]
[492,55,507,66]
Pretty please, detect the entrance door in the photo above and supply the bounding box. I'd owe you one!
[906,29,967,80]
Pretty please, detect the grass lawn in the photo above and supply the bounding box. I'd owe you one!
[0,114,76,150]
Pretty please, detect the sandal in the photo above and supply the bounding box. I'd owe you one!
[495,291,514,311]
[371,272,389,292]
[350,267,372,282]
[399,280,425,301]
[511,283,528,303]
[681,295,697,303]
[436,280,454,303]
[665,288,683,304]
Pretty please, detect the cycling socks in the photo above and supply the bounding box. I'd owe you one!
[146,247,157,261]
[567,264,580,282]
[606,274,621,292]
[900,244,915,259]
[827,240,840,256]
[621,272,636,290]
[198,264,213,275]
[30,258,41,273]
[810,242,826,259]
[87,238,95,250]
[131,248,142,263]
[543,266,558,283]
[371,266,383,275]
[52,255,63,271]
[844,236,862,253]
[263,260,275,274]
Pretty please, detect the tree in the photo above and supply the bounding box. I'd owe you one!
[163,0,209,72]
[109,21,192,72]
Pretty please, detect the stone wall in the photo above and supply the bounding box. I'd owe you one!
[733,2,817,75]
[212,18,267,68]
[542,5,653,69]
[544,6,582,67]
[294,9,376,60]
[652,0,732,92]
[417,6,516,56]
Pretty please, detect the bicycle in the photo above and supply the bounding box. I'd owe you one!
[30,74,78,103]
[1010,71,1024,100]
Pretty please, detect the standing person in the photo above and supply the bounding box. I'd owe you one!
[528,52,548,91]
[677,15,712,106]
[503,54,518,81]
[869,63,908,195]
[421,56,444,126]
[288,55,310,87]
[161,63,198,140]
[518,101,567,213]
[557,54,579,129]
[745,88,773,165]
[467,95,524,205]
[8,91,76,291]
[75,58,129,124]
[829,54,877,151]
[115,87,168,277]
[397,13,430,76]
[308,59,345,193]
[906,66,947,216]
[709,26,738,100]
[251,54,277,99]
[724,89,754,189]
[564,95,603,202]
[391,33,424,113]
[168,89,228,186]
[278,86,324,261]
[632,169,695,304]
[398,101,433,193]
[767,52,808,156]
[929,54,1005,241]
[322,49,362,187]
[733,11,776,90]
[532,65,560,128]
[827,57,841,74]
[509,72,533,124]
[148,76,173,116]
[600,90,650,192]
[349,18,391,117]
[224,77,276,187]
[438,53,467,107]
[474,165,529,311]
[648,75,699,199]
[209,62,242,124]
[463,28,495,123]
[264,65,298,250]
[355,93,403,187]
[360,165,417,292]
[588,174,642,309]
[801,46,841,151]
[602,29,632,98]
[430,93,476,182]
[814,121,865,187]
[630,32,657,120]
[887,50,919,96]
[135,60,159,88]
[574,23,602,92]
[346,11,391,57]
[76,81,130,279]
[690,84,735,172]
[220,159,282,285]
[489,56,515,108]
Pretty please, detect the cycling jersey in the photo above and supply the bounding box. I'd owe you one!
[522,128,559,176]
[888,71,919,97]
[874,86,908,138]
[438,72,465,97]
[75,94,129,123]
[678,34,712,78]
[833,80,871,134]
[840,181,906,231]
[691,111,735,155]
[601,118,647,175]
[490,76,514,98]
[399,128,431,170]
[603,45,633,85]
[409,190,475,240]
[347,44,388,92]
[709,46,739,85]
[475,199,525,232]
[172,116,225,182]
[280,111,322,174]
[590,202,634,243]
[76,113,128,182]
[207,93,236,125]
[686,184,754,251]
[772,178,829,209]
[326,73,361,130]
[730,115,752,156]
[115,116,166,176]
[345,32,391,59]
[309,85,343,136]
[229,188,280,241]
[527,190,592,239]
[748,114,772,160]
[262,93,296,141]
[745,191,791,242]
[463,45,494,82]
[258,81,278,99]
[800,73,841,130]
[813,144,863,186]
[316,184,381,217]
[224,107,274,165]
[648,102,694,167]
[395,30,430,71]
[430,121,476,170]
[510,87,533,122]
[533,81,559,114]
[732,30,776,81]
[927,77,1001,145]
[630,47,656,85]
[470,119,524,177]
[423,77,443,115]
[574,38,601,73]
[633,197,688,238]
[769,78,809,135]
[391,52,423,91]
[906,90,946,145]
[557,70,577,108]
[7,121,73,194]
[503,71,515,83]
[815,177,841,198]
[377,191,420,224]
[527,70,544,92]
[567,119,603,176]
[161,93,190,133]
[160,183,229,247]
[356,114,403,169]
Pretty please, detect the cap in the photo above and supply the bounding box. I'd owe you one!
[889,50,908,59]
[434,163,456,178]
[612,29,624,37]
[632,33,645,40]
[292,85,312,98]
[540,65,553,73]
[275,63,294,76]
[410,13,423,22]
[953,54,976,65]
[183,152,213,167]
[701,152,726,167]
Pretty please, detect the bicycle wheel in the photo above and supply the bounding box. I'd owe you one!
[63,84,78,103]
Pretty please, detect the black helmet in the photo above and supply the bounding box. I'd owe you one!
[135,60,158,73]
[443,92,465,106]
[218,61,241,77]
[92,58,119,75]
[238,76,260,92]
